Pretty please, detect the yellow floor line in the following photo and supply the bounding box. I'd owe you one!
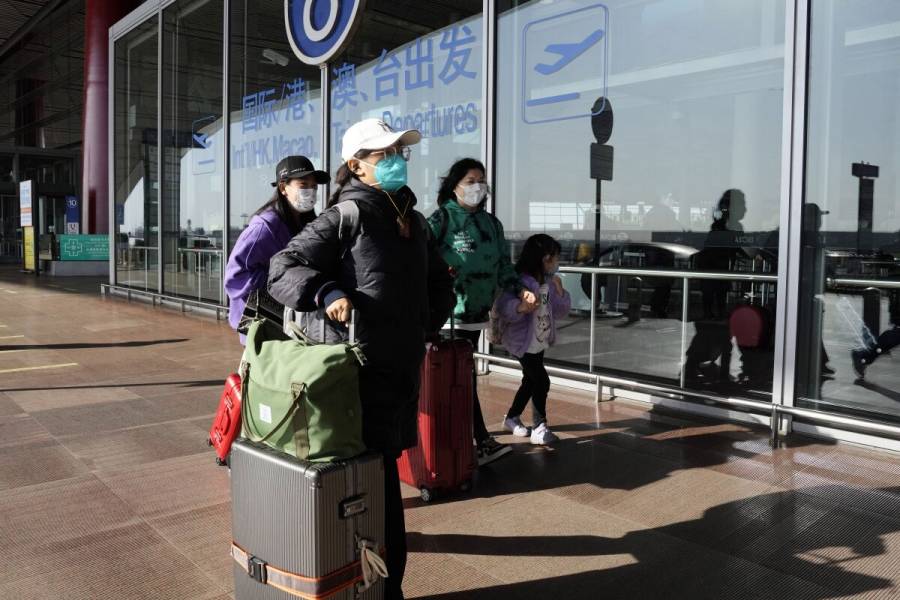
[0,349,24,355]
[4,290,18,294]
[0,335,25,339]
[0,363,78,375]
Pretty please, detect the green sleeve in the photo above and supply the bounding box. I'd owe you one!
[493,217,521,294]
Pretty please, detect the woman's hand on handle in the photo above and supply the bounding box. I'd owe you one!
[326,297,354,324]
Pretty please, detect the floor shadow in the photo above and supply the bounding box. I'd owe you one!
[0,379,223,393]
[409,486,900,599]
[450,407,827,505]
[0,338,188,351]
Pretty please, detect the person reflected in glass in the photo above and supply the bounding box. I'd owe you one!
[683,189,748,387]
[428,158,537,467]
[853,288,900,379]
[224,156,328,344]
[642,192,686,318]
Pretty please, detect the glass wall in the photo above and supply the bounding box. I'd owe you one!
[327,1,483,215]
[113,18,159,291]
[228,0,323,249]
[161,0,225,303]
[797,0,900,424]
[109,0,900,444]
[496,0,784,402]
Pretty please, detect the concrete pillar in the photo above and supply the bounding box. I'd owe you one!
[81,0,139,234]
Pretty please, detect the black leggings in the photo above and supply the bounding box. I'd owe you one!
[506,351,549,426]
[457,329,491,443]
[382,453,406,600]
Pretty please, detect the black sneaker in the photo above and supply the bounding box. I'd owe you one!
[476,437,512,467]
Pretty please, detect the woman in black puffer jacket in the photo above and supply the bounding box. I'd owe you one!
[268,118,453,600]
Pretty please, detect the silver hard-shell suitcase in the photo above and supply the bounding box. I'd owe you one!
[230,438,386,599]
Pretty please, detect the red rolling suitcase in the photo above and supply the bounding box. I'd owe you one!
[208,369,244,466]
[398,336,476,502]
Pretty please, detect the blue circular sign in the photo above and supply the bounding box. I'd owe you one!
[285,0,366,65]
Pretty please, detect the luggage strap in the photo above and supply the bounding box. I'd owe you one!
[231,538,387,599]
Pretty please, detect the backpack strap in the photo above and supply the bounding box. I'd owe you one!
[435,205,450,244]
[335,200,361,242]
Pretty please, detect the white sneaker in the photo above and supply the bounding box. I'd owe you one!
[530,423,559,445]
[503,415,530,437]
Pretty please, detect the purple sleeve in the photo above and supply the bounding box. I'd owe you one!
[224,222,278,305]
[498,291,527,323]
[550,284,572,318]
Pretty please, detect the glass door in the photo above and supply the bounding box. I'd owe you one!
[161,0,225,303]
[0,194,20,262]
[797,0,900,424]
[114,17,160,291]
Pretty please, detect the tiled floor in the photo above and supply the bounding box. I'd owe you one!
[1,266,899,599]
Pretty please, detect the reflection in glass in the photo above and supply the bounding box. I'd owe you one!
[496,0,784,398]
[114,18,159,292]
[327,3,483,215]
[161,0,224,303]
[799,0,900,423]
[228,0,322,252]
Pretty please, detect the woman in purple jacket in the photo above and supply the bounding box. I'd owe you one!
[224,156,329,340]
[496,234,571,445]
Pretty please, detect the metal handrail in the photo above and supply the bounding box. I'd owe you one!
[826,278,900,289]
[177,247,223,255]
[174,247,223,303]
[474,352,900,441]
[101,283,226,319]
[560,265,778,282]
[474,352,772,411]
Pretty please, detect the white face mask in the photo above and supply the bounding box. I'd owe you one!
[457,182,487,207]
[287,186,317,213]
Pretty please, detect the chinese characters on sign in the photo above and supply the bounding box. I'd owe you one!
[241,77,315,133]
[233,19,483,173]
[329,22,481,143]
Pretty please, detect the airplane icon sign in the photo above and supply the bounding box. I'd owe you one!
[192,132,212,149]
[534,29,605,76]
[521,3,609,125]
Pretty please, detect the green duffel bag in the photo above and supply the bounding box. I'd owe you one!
[240,317,366,462]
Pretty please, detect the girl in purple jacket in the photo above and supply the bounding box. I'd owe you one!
[224,156,329,342]
[497,234,572,445]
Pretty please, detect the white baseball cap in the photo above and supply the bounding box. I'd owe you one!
[341,118,421,162]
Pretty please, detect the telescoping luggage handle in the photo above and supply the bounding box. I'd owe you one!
[284,308,357,345]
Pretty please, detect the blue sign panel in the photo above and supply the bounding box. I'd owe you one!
[285,0,365,65]
[521,3,609,125]
[64,195,80,234]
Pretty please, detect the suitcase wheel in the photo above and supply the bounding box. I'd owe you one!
[419,488,434,503]
[206,438,213,447]
[215,457,228,467]
[459,480,472,493]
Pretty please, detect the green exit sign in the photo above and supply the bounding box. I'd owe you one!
[58,235,109,261]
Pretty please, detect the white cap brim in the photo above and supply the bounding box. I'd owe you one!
[342,129,421,162]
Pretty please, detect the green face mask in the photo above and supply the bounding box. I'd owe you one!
[373,154,408,192]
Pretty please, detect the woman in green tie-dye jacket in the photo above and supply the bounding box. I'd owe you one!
[427,158,537,468]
